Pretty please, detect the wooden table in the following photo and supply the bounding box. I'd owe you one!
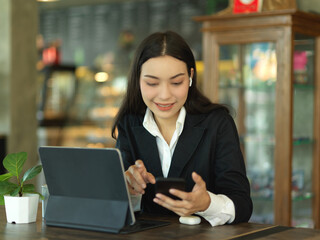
[1,205,320,239]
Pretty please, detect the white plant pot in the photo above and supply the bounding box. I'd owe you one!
[4,194,39,224]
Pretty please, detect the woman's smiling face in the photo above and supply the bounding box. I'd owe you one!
[140,55,193,124]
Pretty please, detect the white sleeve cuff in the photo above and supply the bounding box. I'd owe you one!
[195,191,235,227]
[130,194,142,212]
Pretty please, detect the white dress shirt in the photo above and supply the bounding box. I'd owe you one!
[131,107,235,226]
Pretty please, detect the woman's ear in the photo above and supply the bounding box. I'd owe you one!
[189,68,194,87]
[190,68,194,79]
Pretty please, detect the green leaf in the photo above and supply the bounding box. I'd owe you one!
[22,184,35,193]
[0,172,13,182]
[0,196,4,205]
[3,152,27,177]
[0,181,17,195]
[38,192,44,200]
[22,191,44,200]
[10,186,21,197]
[22,165,42,183]
[22,184,43,199]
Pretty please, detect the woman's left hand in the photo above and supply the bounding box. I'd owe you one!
[153,172,211,216]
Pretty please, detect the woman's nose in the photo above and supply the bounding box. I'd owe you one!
[158,83,171,99]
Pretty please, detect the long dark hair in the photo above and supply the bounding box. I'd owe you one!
[112,31,228,138]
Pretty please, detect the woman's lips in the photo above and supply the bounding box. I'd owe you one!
[155,103,174,111]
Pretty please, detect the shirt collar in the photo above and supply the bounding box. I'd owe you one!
[143,107,186,137]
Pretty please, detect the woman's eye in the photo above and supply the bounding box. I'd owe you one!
[146,82,158,86]
[172,82,183,86]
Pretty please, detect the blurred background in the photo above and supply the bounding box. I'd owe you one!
[1,0,320,229]
[35,0,229,149]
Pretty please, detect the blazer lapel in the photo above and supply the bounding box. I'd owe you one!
[168,114,206,178]
[132,126,163,177]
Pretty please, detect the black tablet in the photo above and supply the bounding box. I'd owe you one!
[39,146,169,234]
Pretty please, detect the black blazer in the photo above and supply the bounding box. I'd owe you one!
[116,108,252,224]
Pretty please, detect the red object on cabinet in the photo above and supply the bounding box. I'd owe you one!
[233,0,263,14]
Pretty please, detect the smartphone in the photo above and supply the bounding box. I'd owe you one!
[155,177,186,200]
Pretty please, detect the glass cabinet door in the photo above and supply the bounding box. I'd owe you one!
[196,9,320,228]
[218,42,277,224]
[292,34,315,228]
[218,38,316,227]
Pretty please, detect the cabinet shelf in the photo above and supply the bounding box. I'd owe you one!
[292,192,313,202]
[240,135,314,146]
[195,10,320,227]
[252,192,313,202]
[220,83,314,91]
[293,138,314,146]
[240,135,275,145]
[294,83,314,90]
[219,83,276,91]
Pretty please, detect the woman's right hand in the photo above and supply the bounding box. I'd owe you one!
[125,160,155,195]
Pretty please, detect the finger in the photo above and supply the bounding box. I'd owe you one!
[153,195,191,216]
[129,181,145,194]
[135,160,147,177]
[125,171,145,194]
[153,198,181,215]
[128,165,147,189]
[155,193,185,208]
[124,174,136,195]
[127,184,138,195]
[169,189,190,201]
[135,160,146,171]
[135,160,150,183]
[146,172,156,184]
[135,160,155,184]
[125,172,144,194]
[192,172,205,187]
[153,195,177,210]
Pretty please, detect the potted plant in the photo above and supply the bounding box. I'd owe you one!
[0,151,43,224]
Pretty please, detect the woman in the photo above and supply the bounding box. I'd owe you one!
[112,31,252,226]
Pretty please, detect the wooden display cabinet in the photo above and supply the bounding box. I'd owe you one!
[194,10,320,228]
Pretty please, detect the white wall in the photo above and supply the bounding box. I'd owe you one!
[0,0,10,135]
[0,0,38,172]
